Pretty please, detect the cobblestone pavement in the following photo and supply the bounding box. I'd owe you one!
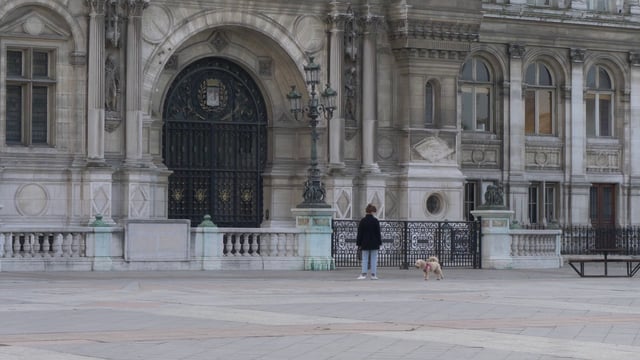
[1,265,640,360]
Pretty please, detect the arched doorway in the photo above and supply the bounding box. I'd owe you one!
[163,57,267,227]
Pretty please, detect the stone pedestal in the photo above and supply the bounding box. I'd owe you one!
[292,207,335,271]
[88,215,114,271]
[195,216,223,270]
[471,209,514,269]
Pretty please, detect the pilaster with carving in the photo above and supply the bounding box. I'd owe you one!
[104,0,125,132]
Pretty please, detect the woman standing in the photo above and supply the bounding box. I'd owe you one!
[356,204,382,280]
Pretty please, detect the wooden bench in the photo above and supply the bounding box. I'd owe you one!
[567,248,640,277]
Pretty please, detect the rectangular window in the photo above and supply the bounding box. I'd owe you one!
[32,86,49,144]
[476,88,489,131]
[544,185,556,222]
[588,0,608,11]
[4,48,54,145]
[586,93,613,137]
[586,94,596,136]
[462,86,491,132]
[527,0,550,6]
[464,182,477,221]
[6,85,23,143]
[538,90,553,134]
[462,90,473,130]
[525,90,536,134]
[526,90,553,135]
[599,94,611,136]
[7,50,23,76]
[529,183,559,225]
[528,186,539,224]
[425,83,434,126]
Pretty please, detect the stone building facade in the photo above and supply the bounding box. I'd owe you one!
[2,0,640,230]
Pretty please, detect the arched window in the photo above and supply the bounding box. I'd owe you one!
[586,65,614,137]
[524,62,554,135]
[460,58,492,132]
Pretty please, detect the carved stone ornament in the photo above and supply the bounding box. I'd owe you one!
[570,48,586,63]
[412,136,454,163]
[508,43,525,59]
[630,52,640,67]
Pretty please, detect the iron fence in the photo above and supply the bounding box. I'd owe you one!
[561,226,640,255]
[331,219,481,269]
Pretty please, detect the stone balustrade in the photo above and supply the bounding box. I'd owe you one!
[510,230,561,257]
[0,225,308,272]
[0,230,89,259]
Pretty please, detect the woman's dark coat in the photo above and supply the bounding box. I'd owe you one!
[356,214,382,250]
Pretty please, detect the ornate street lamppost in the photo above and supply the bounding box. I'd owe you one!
[287,57,337,208]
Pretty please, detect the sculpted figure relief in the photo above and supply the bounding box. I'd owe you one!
[105,54,120,112]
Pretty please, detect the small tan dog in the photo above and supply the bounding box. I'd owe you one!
[414,256,444,280]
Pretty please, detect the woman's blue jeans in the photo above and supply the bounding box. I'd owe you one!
[361,249,378,275]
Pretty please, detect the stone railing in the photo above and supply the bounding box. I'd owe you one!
[219,229,301,257]
[508,229,563,268]
[0,209,336,272]
[472,209,563,269]
[510,230,561,257]
[0,229,89,259]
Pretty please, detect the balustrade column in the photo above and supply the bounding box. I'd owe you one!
[124,0,148,165]
[86,0,106,162]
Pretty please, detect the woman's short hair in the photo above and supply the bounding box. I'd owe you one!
[365,204,377,213]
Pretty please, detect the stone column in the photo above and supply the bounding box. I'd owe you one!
[327,3,348,172]
[628,52,640,223]
[359,12,381,174]
[507,44,528,223]
[569,49,586,180]
[124,0,148,166]
[569,49,590,225]
[86,0,106,162]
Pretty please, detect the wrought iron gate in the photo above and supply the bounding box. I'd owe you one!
[163,57,267,227]
[332,220,481,269]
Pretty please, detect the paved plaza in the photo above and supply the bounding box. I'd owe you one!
[1,265,640,360]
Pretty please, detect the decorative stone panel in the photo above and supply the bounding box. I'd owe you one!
[410,134,456,163]
[525,147,563,170]
[462,143,501,168]
[586,148,621,173]
[15,183,49,216]
[333,188,352,219]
